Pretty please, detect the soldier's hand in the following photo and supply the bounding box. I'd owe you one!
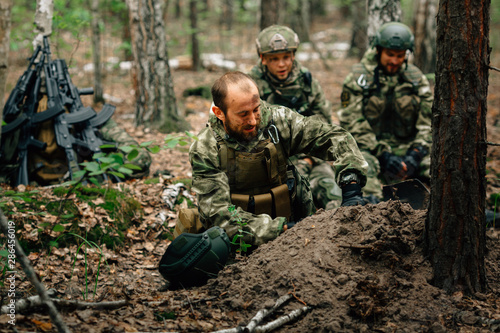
[379,152,406,177]
[341,183,366,207]
[404,146,427,178]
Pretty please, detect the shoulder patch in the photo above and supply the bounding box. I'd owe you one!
[341,91,350,108]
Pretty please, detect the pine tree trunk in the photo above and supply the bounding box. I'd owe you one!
[190,0,200,71]
[0,0,12,143]
[412,0,437,74]
[90,0,104,104]
[425,0,490,294]
[127,0,189,132]
[260,0,281,30]
[366,0,401,42]
[348,0,368,59]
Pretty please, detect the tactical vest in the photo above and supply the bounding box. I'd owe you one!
[173,124,295,239]
[216,128,294,221]
[259,68,313,116]
[352,63,423,140]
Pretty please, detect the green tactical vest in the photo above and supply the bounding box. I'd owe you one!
[216,126,294,220]
[352,63,423,141]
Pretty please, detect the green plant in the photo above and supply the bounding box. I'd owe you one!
[50,233,106,300]
[228,205,252,254]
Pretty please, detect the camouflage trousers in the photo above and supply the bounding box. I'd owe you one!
[362,146,431,200]
[291,155,342,210]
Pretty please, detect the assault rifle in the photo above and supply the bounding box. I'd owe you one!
[2,46,41,123]
[1,36,117,186]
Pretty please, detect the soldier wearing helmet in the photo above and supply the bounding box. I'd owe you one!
[337,22,433,199]
[250,25,349,210]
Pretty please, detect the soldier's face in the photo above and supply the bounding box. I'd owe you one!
[379,48,407,75]
[213,83,261,142]
[261,51,295,80]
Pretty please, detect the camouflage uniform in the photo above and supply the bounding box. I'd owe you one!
[100,118,151,179]
[249,60,343,210]
[338,47,433,198]
[190,100,368,246]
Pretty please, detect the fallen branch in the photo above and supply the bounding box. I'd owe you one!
[1,296,129,314]
[1,289,57,314]
[338,243,373,250]
[244,294,293,333]
[254,306,311,333]
[212,293,299,333]
[0,209,70,333]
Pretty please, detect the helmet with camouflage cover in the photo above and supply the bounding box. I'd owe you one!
[373,22,414,51]
[256,25,300,55]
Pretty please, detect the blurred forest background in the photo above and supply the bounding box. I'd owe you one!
[5,0,500,119]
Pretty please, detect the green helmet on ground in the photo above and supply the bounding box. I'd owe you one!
[158,226,231,289]
[373,22,414,51]
[256,25,300,55]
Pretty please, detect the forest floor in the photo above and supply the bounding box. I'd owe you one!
[1,21,500,332]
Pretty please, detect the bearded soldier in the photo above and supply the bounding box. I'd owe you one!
[249,25,346,210]
[338,22,433,200]
[189,71,369,246]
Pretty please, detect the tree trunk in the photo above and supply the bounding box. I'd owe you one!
[260,0,282,30]
[412,0,437,74]
[348,0,368,59]
[33,0,53,49]
[90,0,104,104]
[126,0,189,132]
[0,0,12,144]
[190,0,200,71]
[425,0,490,294]
[366,0,401,43]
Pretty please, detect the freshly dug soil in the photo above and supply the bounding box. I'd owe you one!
[198,200,500,332]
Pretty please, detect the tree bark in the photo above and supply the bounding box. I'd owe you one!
[33,0,53,49]
[260,0,282,30]
[348,0,368,59]
[90,0,104,104]
[412,0,437,74]
[366,0,401,43]
[0,0,12,144]
[126,0,189,132]
[425,0,490,294]
[190,0,200,71]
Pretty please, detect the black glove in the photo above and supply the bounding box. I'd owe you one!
[341,183,366,207]
[403,146,428,178]
[379,152,406,176]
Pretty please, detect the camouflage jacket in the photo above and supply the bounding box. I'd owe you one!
[337,47,433,157]
[190,101,368,246]
[249,60,332,124]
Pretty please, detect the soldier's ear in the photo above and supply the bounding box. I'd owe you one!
[212,106,225,122]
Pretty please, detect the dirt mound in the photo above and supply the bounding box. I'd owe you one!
[200,201,500,332]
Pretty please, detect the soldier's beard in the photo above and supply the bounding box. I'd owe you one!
[224,118,261,143]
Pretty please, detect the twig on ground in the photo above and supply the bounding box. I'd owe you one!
[289,282,307,306]
[0,209,70,333]
[338,243,373,250]
[254,306,311,333]
[244,293,294,333]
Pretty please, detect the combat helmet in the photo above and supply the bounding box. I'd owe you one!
[256,25,300,55]
[158,226,231,289]
[373,22,414,51]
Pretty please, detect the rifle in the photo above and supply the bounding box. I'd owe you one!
[2,46,41,123]
[14,49,68,186]
[54,58,116,156]
[42,36,97,181]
